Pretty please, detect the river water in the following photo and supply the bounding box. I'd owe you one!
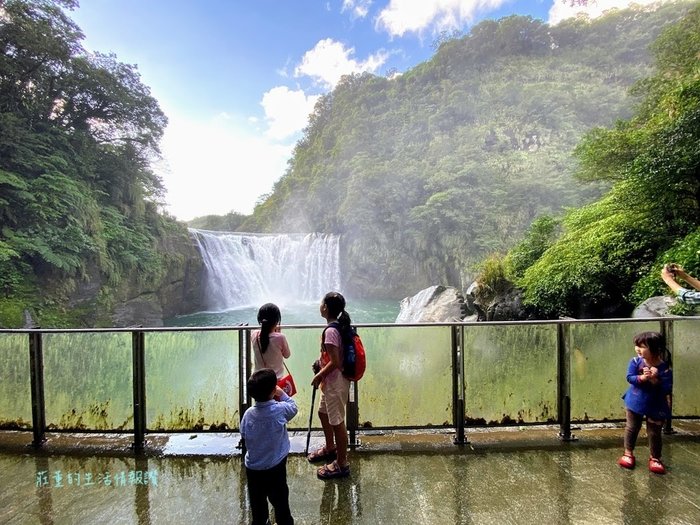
[165,298,401,327]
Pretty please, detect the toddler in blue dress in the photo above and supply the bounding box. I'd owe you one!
[618,331,672,474]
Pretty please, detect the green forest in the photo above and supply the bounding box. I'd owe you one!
[236,0,700,317]
[0,0,195,327]
[1,0,699,326]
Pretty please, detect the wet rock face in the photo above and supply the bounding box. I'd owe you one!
[63,229,205,327]
[112,293,166,327]
[396,285,467,323]
[632,296,677,318]
[466,282,533,321]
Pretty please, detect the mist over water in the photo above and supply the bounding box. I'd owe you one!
[166,299,400,326]
[180,229,400,326]
[191,229,341,311]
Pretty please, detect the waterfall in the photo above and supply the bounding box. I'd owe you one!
[190,229,341,311]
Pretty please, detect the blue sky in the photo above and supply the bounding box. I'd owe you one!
[70,0,664,221]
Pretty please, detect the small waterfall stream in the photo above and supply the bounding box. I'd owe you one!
[190,229,341,311]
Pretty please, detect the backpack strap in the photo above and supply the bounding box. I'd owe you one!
[321,321,341,350]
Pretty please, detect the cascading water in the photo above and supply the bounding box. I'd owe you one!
[190,229,341,311]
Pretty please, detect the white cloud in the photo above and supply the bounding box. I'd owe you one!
[376,0,507,37]
[261,86,319,141]
[548,0,671,25]
[294,38,389,90]
[157,110,293,220]
[342,0,373,18]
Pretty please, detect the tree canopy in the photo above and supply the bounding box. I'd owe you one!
[519,2,700,317]
[0,0,182,326]
[241,2,694,299]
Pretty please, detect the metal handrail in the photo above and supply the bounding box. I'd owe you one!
[2,316,698,450]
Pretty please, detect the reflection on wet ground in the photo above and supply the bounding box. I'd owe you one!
[2,425,700,524]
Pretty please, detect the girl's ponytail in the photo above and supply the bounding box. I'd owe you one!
[338,310,352,330]
[257,303,281,354]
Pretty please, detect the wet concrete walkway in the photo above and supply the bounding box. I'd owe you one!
[2,421,700,524]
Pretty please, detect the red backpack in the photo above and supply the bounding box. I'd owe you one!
[322,321,366,381]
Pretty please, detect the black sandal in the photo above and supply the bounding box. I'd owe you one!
[317,460,350,479]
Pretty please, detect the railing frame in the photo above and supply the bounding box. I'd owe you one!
[557,323,576,441]
[2,317,698,450]
[452,325,467,445]
[29,331,46,447]
[132,330,147,452]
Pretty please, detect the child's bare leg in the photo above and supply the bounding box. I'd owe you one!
[318,411,336,451]
[333,421,348,467]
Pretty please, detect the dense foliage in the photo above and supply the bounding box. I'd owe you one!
[3,0,698,325]
[241,2,693,299]
[519,2,700,317]
[0,0,186,326]
[188,211,247,232]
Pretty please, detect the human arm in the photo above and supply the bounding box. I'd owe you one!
[311,328,343,387]
[674,267,700,291]
[662,264,700,304]
[661,265,683,293]
[275,387,298,421]
[279,332,291,359]
[626,358,648,386]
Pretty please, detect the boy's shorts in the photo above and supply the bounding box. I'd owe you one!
[319,373,350,426]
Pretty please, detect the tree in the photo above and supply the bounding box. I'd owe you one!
[518,3,700,317]
[0,0,176,326]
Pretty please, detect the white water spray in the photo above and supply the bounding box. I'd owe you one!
[190,229,341,311]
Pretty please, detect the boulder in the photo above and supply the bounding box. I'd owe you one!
[466,282,533,321]
[396,285,467,323]
[632,296,678,318]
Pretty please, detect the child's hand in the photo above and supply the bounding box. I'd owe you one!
[274,386,285,398]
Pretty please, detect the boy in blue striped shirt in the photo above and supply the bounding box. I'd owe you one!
[241,368,298,525]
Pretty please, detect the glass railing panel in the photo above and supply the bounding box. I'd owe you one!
[463,323,558,424]
[670,319,700,417]
[43,332,132,430]
[276,326,325,431]
[145,331,238,431]
[0,333,32,428]
[569,321,659,421]
[355,326,453,428]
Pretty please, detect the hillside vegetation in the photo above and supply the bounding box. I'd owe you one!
[516,2,700,317]
[0,0,196,327]
[240,2,696,303]
[2,0,698,326]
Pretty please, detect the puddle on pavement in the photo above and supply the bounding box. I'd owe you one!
[2,441,700,524]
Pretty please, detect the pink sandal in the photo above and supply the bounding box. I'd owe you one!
[617,453,635,469]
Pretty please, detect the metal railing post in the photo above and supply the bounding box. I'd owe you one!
[557,322,576,441]
[452,325,467,445]
[238,329,249,425]
[29,331,46,447]
[132,330,147,452]
[661,320,675,434]
[347,381,360,448]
